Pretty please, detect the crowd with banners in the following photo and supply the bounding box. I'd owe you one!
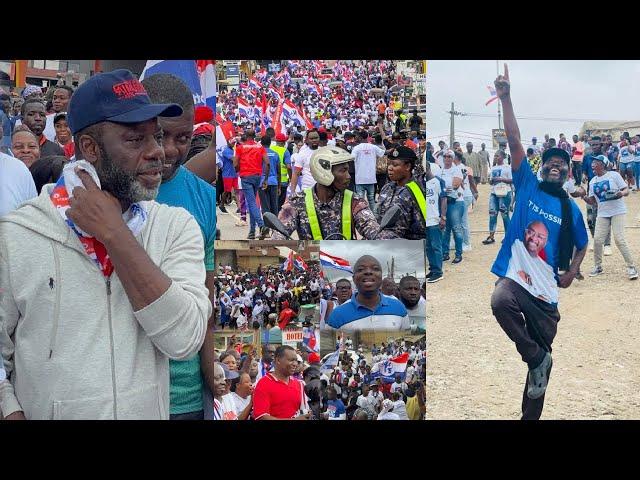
[214,60,427,241]
[318,335,426,420]
[424,128,639,283]
[214,257,326,332]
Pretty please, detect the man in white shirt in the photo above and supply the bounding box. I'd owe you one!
[290,130,320,194]
[351,130,385,210]
[390,374,405,394]
[0,151,38,217]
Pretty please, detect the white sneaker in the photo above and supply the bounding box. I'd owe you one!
[462,244,472,252]
[628,267,639,280]
[589,266,603,277]
[604,245,613,256]
[235,220,248,227]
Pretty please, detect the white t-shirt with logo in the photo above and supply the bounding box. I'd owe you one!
[351,142,385,185]
[440,164,464,202]
[588,171,628,218]
[490,164,513,195]
[425,176,444,227]
[619,145,634,164]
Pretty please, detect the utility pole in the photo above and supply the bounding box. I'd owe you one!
[447,102,466,147]
[496,60,502,130]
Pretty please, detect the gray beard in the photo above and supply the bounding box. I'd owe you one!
[97,144,159,205]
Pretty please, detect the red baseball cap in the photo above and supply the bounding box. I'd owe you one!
[308,353,321,364]
[275,133,287,142]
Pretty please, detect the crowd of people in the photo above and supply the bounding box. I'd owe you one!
[212,336,426,421]
[321,338,426,420]
[424,120,639,283]
[215,60,427,240]
[214,261,324,331]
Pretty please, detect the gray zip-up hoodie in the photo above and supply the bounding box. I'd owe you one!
[0,184,211,419]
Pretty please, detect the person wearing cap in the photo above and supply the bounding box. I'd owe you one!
[272,146,397,240]
[376,145,426,240]
[0,69,211,420]
[489,64,588,420]
[580,155,638,280]
[141,73,218,421]
[252,345,310,420]
[271,132,292,210]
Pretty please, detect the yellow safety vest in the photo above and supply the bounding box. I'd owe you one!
[270,144,290,183]
[406,180,426,221]
[304,188,353,240]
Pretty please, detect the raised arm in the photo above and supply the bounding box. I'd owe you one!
[495,64,525,171]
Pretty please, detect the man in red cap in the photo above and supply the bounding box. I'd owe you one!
[307,352,321,365]
[270,132,292,211]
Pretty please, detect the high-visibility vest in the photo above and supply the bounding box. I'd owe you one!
[304,188,353,240]
[406,180,426,221]
[270,144,289,183]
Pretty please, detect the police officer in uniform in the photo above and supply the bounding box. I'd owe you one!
[376,146,426,240]
[271,146,398,240]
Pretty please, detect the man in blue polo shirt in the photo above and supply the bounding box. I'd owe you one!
[143,73,217,421]
[490,65,588,421]
[326,255,409,331]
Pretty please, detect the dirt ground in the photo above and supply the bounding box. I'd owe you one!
[426,182,640,419]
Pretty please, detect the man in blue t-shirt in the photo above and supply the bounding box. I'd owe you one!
[322,386,346,420]
[489,65,588,420]
[143,74,217,421]
[258,135,280,217]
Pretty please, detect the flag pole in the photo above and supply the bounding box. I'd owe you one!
[496,60,502,130]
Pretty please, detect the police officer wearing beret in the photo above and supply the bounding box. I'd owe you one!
[376,146,426,240]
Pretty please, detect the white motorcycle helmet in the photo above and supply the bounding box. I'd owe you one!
[310,146,354,186]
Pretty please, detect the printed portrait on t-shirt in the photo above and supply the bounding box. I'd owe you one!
[592,179,612,202]
[505,220,558,304]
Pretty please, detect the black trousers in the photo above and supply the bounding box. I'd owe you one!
[491,277,560,420]
[278,183,288,212]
